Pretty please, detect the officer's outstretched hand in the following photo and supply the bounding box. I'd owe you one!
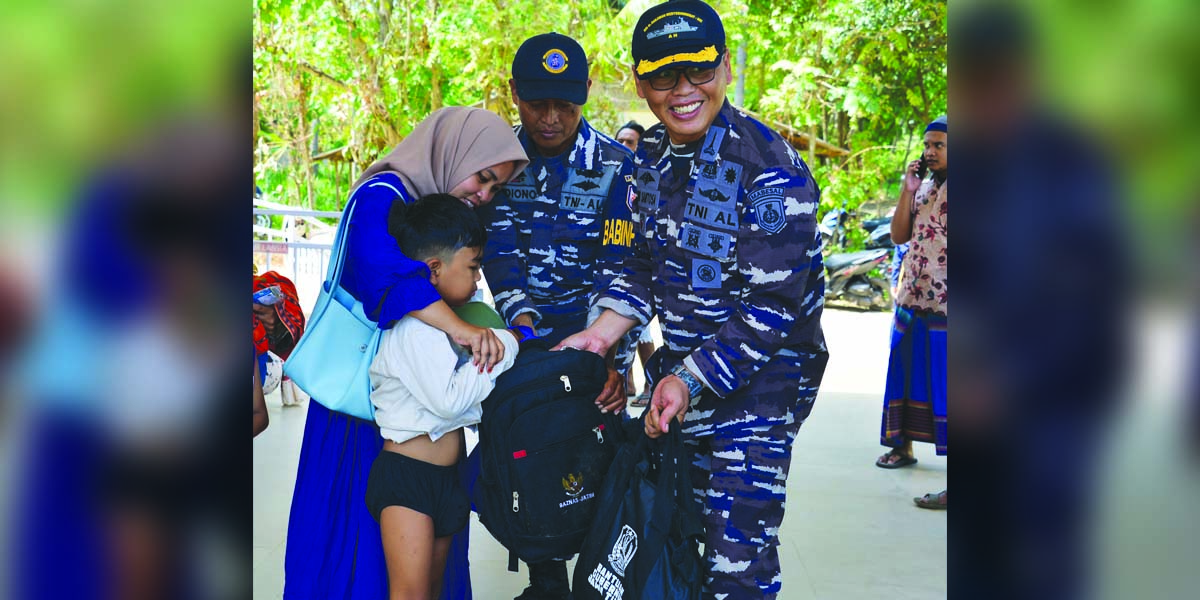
[595,367,627,415]
[553,310,637,356]
[553,328,612,356]
[644,375,689,439]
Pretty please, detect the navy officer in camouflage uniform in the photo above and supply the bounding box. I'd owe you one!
[475,32,640,600]
[557,2,829,598]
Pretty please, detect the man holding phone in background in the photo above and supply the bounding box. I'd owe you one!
[875,115,948,510]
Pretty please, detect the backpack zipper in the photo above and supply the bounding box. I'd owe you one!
[512,491,519,513]
[593,426,604,443]
[560,375,572,392]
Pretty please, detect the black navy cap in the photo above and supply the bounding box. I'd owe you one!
[631,0,726,79]
[511,32,589,105]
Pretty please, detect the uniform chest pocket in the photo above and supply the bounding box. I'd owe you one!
[552,210,603,266]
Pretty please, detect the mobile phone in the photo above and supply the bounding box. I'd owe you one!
[254,285,285,305]
[916,157,928,180]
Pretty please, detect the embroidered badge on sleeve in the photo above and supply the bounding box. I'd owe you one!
[749,187,786,234]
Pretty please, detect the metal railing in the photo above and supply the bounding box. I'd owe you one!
[253,200,339,313]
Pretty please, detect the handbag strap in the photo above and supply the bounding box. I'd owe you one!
[632,427,688,585]
[323,188,359,290]
[673,432,705,542]
[325,174,413,289]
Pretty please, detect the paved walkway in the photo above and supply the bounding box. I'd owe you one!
[253,308,947,599]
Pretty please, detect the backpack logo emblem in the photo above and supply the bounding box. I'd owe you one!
[562,472,584,497]
[608,525,638,577]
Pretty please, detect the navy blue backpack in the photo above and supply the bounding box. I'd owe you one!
[472,340,626,569]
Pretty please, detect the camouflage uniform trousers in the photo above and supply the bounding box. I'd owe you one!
[682,361,823,600]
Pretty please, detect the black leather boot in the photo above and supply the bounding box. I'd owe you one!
[513,560,570,600]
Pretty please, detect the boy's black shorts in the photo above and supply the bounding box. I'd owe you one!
[365,450,469,538]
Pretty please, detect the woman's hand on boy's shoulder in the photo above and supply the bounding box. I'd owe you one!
[448,324,504,372]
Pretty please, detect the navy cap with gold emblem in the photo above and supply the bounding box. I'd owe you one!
[512,32,590,105]
[631,0,726,79]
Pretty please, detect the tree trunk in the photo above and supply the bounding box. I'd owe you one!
[822,105,830,151]
[734,44,746,107]
[295,72,315,209]
[332,0,400,147]
[427,0,442,110]
[838,110,849,150]
[755,58,766,112]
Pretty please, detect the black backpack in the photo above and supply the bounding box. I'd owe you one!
[472,340,626,569]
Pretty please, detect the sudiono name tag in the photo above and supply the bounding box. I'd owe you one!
[505,167,539,202]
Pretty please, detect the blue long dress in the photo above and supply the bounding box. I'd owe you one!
[284,172,473,600]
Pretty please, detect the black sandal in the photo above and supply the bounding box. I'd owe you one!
[914,490,947,509]
[875,449,918,469]
[629,391,651,407]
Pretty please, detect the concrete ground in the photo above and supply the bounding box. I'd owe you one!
[253,308,947,599]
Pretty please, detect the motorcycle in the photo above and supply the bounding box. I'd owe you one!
[864,220,894,249]
[821,209,896,252]
[818,208,852,251]
[824,248,892,311]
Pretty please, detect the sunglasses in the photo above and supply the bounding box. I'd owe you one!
[646,54,724,91]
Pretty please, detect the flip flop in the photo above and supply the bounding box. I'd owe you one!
[630,392,651,407]
[875,450,918,469]
[914,490,947,510]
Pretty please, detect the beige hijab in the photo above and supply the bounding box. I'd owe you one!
[352,106,529,196]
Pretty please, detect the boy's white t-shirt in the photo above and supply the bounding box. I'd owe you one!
[369,316,520,444]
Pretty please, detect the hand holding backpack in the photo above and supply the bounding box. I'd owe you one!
[573,426,704,600]
[472,340,626,569]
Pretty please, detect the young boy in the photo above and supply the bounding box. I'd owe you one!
[365,194,523,600]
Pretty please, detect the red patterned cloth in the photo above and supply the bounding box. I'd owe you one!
[253,271,305,358]
[253,317,269,355]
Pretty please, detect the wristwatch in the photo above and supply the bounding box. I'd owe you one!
[671,364,705,400]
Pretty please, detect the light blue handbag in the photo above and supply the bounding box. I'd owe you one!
[283,195,381,421]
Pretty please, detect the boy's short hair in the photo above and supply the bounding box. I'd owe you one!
[388,194,487,261]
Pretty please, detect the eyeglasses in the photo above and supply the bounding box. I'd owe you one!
[646,56,723,91]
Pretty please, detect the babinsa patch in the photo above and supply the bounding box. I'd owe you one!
[749,187,786,234]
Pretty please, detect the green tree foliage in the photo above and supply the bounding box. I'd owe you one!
[255,0,946,240]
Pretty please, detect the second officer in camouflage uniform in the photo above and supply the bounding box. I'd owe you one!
[557,2,829,598]
[475,32,640,600]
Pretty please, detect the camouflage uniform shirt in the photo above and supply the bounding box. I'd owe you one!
[593,101,828,433]
[479,118,640,350]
